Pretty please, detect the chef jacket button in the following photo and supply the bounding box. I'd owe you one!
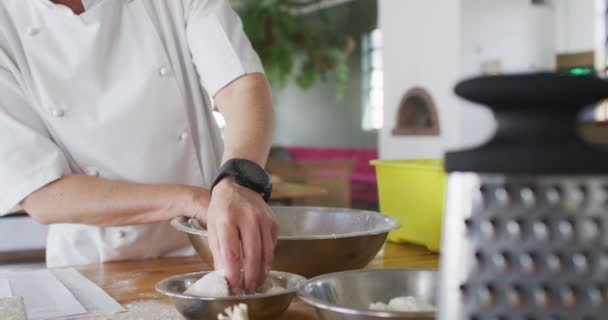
[51,108,66,118]
[27,27,41,36]
[178,132,189,142]
[118,230,127,239]
[159,66,172,77]
[84,167,100,177]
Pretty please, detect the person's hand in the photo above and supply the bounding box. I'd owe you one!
[199,178,278,293]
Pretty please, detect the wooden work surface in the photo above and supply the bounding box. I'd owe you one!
[270,181,328,201]
[76,242,439,319]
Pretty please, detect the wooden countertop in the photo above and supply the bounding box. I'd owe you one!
[76,242,439,319]
[271,181,329,201]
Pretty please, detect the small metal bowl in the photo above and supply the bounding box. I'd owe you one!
[298,269,438,320]
[171,206,400,278]
[156,271,306,320]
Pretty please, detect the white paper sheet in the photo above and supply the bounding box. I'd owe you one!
[6,270,87,320]
[51,268,125,318]
[0,278,12,298]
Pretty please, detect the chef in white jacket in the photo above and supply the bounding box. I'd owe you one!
[0,0,277,293]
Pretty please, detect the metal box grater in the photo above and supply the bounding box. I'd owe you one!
[439,74,608,320]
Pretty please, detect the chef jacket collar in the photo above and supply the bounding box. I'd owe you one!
[40,0,107,12]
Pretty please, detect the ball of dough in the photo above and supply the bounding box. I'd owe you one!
[184,271,229,298]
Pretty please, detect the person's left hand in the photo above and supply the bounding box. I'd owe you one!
[197,178,278,293]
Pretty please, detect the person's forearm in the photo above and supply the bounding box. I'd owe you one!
[215,73,275,166]
[21,174,209,226]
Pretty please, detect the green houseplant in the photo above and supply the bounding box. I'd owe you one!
[236,0,356,100]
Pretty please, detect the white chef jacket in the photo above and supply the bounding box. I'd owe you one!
[0,0,264,267]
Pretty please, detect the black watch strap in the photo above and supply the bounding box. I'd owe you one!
[210,158,272,202]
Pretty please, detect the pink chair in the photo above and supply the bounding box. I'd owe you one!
[283,146,379,207]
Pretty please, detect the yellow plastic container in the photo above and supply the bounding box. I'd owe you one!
[371,159,446,252]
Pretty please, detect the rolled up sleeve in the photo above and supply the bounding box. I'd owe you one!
[184,0,264,97]
[0,67,71,215]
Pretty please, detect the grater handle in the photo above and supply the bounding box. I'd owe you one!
[446,73,608,174]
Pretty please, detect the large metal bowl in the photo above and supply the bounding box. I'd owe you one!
[171,206,400,278]
[298,269,438,320]
[155,271,305,320]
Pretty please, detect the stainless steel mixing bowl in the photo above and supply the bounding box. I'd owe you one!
[171,206,400,278]
[155,271,305,320]
[298,269,437,320]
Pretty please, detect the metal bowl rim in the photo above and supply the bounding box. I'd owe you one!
[171,206,400,240]
[155,270,307,301]
[297,268,437,318]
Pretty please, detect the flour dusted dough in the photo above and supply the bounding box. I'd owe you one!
[184,271,285,298]
[0,297,27,320]
[184,271,230,298]
[369,296,436,312]
[217,304,249,320]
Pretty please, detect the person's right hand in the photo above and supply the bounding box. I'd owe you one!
[196,178,278,293]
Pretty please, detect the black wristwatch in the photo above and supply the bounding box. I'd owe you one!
[210,158,273,202]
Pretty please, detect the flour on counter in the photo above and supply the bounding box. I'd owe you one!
[369,296,436,312]
[63,300,181,320]
[0,297,27,320]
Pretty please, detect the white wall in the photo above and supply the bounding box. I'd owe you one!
[461,0,556,77]
[378,0,592,160]
[272,56,378,148]
[555,0,597,53]
[379,0,463,160]
[459,0,557,149]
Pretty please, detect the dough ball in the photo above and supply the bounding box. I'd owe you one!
[184,271,229,298]
[184,271,286,298]
[369,301,390,311]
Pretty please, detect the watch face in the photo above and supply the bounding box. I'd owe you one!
[238,160,267,184]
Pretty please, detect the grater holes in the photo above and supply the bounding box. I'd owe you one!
[465,218,474,231]
[477,284,496,307]
[546,253,563,273]
[506,284,523,307]
[519,186,536,208]
[566,184,587,209]
[602,183,608,208]
[506,219,523,240]
[492,251,511,274]
[557,218,575,241]
[544,185,563,206]
[579,217,601,243]
[533,219,551,242]
[597,253,608,275]
[477,184,498,210]
[587,286,604,307]
[559,286,577,308]
[476,185,487,208]
[474,250,486,271]
[572,252,590,274]
[459,283,469,298]
[519,252,537,275]
[480,218,498,239]
[533,285,551,310]
[494,186,510,208]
